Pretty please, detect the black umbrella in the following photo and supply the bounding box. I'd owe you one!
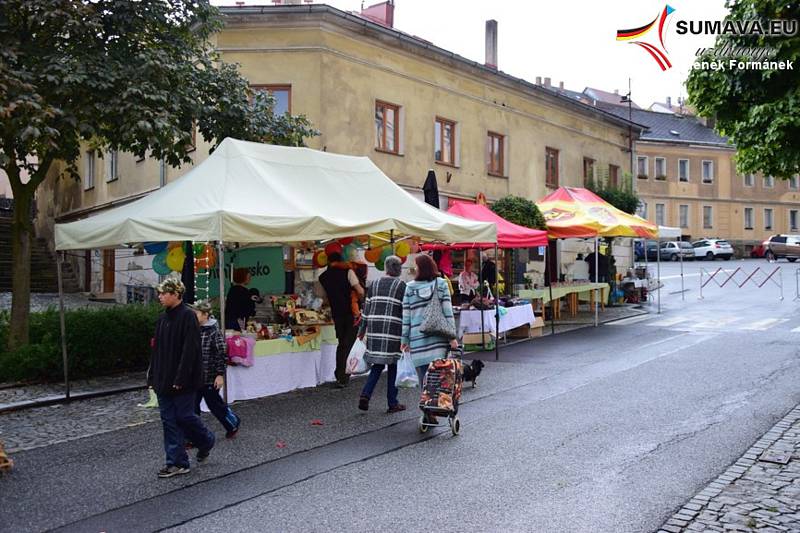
[422,169,440,208]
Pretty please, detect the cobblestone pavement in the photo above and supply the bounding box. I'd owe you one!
[0,292,119,312]
[0,388,160,453]
[0,371,146,409]
[660,405,800,533]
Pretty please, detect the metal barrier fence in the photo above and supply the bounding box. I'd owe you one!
[699,266,783,300]
[795,268,800,302]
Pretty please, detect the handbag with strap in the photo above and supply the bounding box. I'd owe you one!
[419,279,456,339]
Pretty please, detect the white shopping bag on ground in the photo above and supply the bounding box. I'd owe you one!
[345,338,369,374]
[395,351,419,389]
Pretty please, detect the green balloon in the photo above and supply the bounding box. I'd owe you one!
[152,250,171,275]
[375,259,385,271]
[380,247,392,261]
[193,243,206,256]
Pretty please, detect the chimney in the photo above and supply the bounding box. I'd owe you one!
[666,96,672,108]
[559,81,564,90]
[535,76,542,85]
[360,1,395,28]
[544,77,551,88]
[485,19,498,69]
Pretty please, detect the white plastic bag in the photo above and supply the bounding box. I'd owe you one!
[395,351,419,389]
[345,339,369,375]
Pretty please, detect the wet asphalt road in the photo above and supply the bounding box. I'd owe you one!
[1,258,799,532]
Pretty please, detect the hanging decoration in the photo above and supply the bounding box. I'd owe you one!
[166,246,186,272]
[193,241,213,303]
[144,242,167,255]
[152,250,171,275]
[313,250,328,268]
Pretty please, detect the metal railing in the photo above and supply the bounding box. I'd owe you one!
[699,266,783,300]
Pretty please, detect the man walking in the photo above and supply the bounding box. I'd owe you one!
[150,279,215,478]
[319,251,364,387]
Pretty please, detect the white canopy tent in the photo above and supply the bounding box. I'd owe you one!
[55,138,496,249]
[52,138,497,399]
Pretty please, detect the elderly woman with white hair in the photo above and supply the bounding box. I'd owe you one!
[356,255,408,413]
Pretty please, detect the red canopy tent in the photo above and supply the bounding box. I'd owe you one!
[426,201,548,248]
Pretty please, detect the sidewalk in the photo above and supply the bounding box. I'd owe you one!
[659,405,800,532]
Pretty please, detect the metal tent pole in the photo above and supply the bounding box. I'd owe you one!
[218,241,228,403]
[546,244,555,335]
[657,238,662,314]
[479,248,485,350]
[594,237,599,327]
[56,250,70,400]
[494,243,500,362]
[680,240,685,301]
[390,229,395,254]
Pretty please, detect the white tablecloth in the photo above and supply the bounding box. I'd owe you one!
[203,344,337,409]
[458,304,536,335]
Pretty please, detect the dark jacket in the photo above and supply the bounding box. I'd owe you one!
[319,265,353,319]
[148,303,203,395]
[225,284,255,330]
[200,318,227,386]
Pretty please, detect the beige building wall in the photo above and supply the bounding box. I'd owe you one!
[634,141,800,251]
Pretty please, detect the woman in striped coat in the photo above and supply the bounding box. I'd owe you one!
[400,254,458,385]
[357,255,407,413]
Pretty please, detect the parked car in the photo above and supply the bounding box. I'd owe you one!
[635,240,659,261]
[750,240,770,258]
[692,239,734,260]
[765,234,800,262]
[660,241,694,261]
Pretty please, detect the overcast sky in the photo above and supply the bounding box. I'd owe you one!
[213,0,731,108]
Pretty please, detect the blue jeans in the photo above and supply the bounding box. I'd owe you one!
[360,363,399,408]
[157,391,215,468]
[195,385,240,433]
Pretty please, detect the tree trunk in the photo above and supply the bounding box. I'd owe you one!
[8,189,33,350]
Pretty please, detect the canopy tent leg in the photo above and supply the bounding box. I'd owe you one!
[56,250,70,400]
[218,242,228,404]
[479,248,485,350]
[494,243,500,362]
[657,238,662,314]
[546,244,555,336]
[680,241,685,301]
[594,237,599,327]
[390,229,395,254]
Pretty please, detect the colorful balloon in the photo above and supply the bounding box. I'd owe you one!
[342,244,358,261]
[338,237,354,246]
[167,241,182,250]
[369,235,386,249]
[143,242,167,255]
[375,258,385,271]
[195,245,217,269]
[152,250,171,275]
[166,246,186,272]
[364,247,382,263]
[380,247,393,262]
[324,242,343,257]
[313,250,328,268]
[395,241,411,257]
[192,243,206,256]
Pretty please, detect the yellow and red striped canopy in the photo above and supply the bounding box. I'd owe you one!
[536,187,658,239]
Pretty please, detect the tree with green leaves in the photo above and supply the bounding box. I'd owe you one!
[686,0,799,177]
[490,196,546,229]
[0,0,319,349]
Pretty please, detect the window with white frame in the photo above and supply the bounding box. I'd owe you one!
[656,203,665,226]
[678,159,689,182]
[790,175,799,189]
[679,204,689,228]
[764,208,773,230]
[655,157,666,180]
[106,150,119,182]
[703,205,713,228]
[744,174,754,187]
[701,160,714,183]
[764,175,775,188]
[790,209,798,231]
[744,207,754,229]
[637,156,648,178]
[638,201,648,220]
[84,150,95,190]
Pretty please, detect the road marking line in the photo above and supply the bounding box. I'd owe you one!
[692,316,742,328]
[742,318,789,331]
[648,316,691,327]
[790,326,800,333]
[607,315,653,326]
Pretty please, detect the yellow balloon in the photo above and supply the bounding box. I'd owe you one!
[395,241,411,257]
[166,247,186,272]
[368,235,386,249]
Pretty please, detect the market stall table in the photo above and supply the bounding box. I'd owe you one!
[518,282,609,319]
[458,304,536,336]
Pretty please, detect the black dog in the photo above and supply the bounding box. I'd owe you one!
[461,359,485,388]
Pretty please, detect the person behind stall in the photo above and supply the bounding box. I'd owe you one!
[357,255,407,413]
[319,251,365,388]
[150,279,215,478]
[585,249,610,283]
[190,300,241,439]
[481,255,497,289]
[400,254,458,404]
[567,253,590,281]
[225,268,256,331]
[458,258,478,302]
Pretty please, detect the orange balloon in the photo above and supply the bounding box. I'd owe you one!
[364,247,382,263]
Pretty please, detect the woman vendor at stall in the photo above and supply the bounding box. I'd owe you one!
[225,268,256,330]
[458,259,479,302]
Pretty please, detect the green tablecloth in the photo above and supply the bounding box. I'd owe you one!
[518,283,609,304]
[252,325,337,357]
